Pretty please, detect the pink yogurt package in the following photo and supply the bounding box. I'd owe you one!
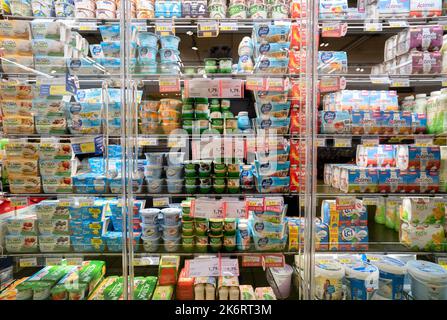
[397,51,442,75]
[409,0,442,17]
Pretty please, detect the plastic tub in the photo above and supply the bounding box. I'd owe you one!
[161,222,181,238]
[145,152,164,165]
[407,260,447,300]
[160,62,180,74]
[145,178,164,193]
[314,258,345,300]
[137,61,158,74]
[141,223,160,237]
[161,207,181,225]
[138,32,158,48]
[166,179,184,194]
[368,255,407,300]
[140,208,160,224]
[165,152,184,166]
[159,48,180,63]
[268,264,294,299]
[163,236,181,252]
[165,165,184,179]
[144,165,163,178]
[160,35,180,50]
[138,47,158,61]
[142,235,161,252]
[345,262,379,300]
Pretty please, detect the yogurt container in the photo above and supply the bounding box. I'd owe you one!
[138,47,157,61]
[140,208,160,225]
[160,62,180,74]
[144,165,163,178]
[268,264,294,299]
[137,60,157,74]
[142,235,161,252]
[407,260,447,300]
[314,258,345,300]
[159,48,180,63]
[138,32,158,48]
[344,262,379,300]
[163,235,181,252]
[166,178,183,193]
[96,0,116,11]
[145,178,164,193]
[165,152,184,166]
[10,0,33,16]
[368,255,407,300]
[145,152,164,165]
[165,165,183,179]
[159,35,180,50]
[161,207,181,225]
[161,222,181,238]
[141,223,160,237]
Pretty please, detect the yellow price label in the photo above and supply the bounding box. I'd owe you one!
[66,257,83,265]
[334,138,352,148]
[79,142,96,154]
[49,85,67,96]
[19,258,37,267]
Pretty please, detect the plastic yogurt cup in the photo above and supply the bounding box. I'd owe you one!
[138,32,159,48]
[164,166,184,179]
[163,236,180,252]
[407,260,447,300]
[161,207,181,225]
[161,222,181,238]
[159,35,180,50]
[344,262,379,300]
[145,178,164,193]
[140,223,160,237]
[159,48,180,63]
[142,235,160,251]
[166,178,183,193]
[314,258,345,300]
[368,255,406,300]
[223,235,236,251]
[194,218,209,236]
[145,152,164,165]
[144,165,163,178]
[209,234,222,252]
[138,47,158,61]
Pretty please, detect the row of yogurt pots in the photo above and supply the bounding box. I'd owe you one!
[313,255,447,300]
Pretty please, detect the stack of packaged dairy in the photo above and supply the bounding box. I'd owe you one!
[372,25,444,75]
[320,90,429,135]
[318,51,348,74]
[4,140,74,194]
[4,0,75,17]
[399,197,446,251]
[321,199,369,251]
[253,91,291,139]
[324,144,443,194]
[319,0,444,20]
[247,197,287,251]
[286,217,329,251]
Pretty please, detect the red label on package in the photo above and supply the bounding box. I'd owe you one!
[241,255,263,267]
[320,76,346,93]
[159,77,180,92]
[322,22,348,38]
[336,196,357,210]
[262,254,285,268]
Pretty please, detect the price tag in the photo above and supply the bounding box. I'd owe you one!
[78,22,97,31]
[441,77,447,87]
[320,76,346,93]
[167,137,186,148]
[336,196,357,210]
[58,198,74,207]
[266,78,286,92]
[159,77,180,93]
[262,254,285,268]
[361,137,380,146]
[186,257,239,277]
[362,197,379,206]
[321,22,348,37]
[364,22,383,32]
[153,197,170,207]
[316,138,326,147]
[45,257,63,266]
[10,197,27,207]
[223,199,247,219]
[155,22,175,36]
[390,77,410,87]
[185,79,220,98]
[139,138,158,146]
[191,198,223,218]
[220,22,238,31]
[388,20,409,28]
[415,137,434,147]
[134,256,160,266]
[246,77,265,91]
[334,138,351,148]
[197,20,219,38]
[370,75,390,84]
[19,257,37,267]
[78,198,94,207]
[220,79,244,98]
[241,255,263,267]
[79,141,96,154]
[66,257,83,266]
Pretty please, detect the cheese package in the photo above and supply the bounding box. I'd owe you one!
[254,287,276,300]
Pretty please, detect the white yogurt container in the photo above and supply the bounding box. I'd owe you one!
[161,222,181,238]
[142,235,160,251]
[145,177,163,193]
[140,223,160,237]
[269,264,294,299]
[368,255,407,300]
[315,258,345,300]
[344,261,379,300]
[407,260,447,300]
[140,208,160,224]
[161,207,181,225]
[163,235,181,252]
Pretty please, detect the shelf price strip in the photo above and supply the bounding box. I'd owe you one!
[10,197,27,207]
[334,138,351,148]
[220,21,238,31]
[197,20,219,38]
[185,257,239,277]
[364,22,383,32]
[390,77,410,88]
[388,20,409,28]
[159,77,180,93]
[134,255,160,266]
[321,22,347,38]
[320,76,346,93]
[155,21,175,36]
[19,257,37,268]
[153,197,170,208]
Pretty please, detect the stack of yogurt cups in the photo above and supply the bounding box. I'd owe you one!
[140,208,161,252]
[208,0,226,18]
[160,207,182,252]
[228,0,247,18]
[135,0,154,18]
[31,0,55,17]
[144,152,184,194]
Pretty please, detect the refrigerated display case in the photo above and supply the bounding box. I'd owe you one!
[1,0,447,302]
